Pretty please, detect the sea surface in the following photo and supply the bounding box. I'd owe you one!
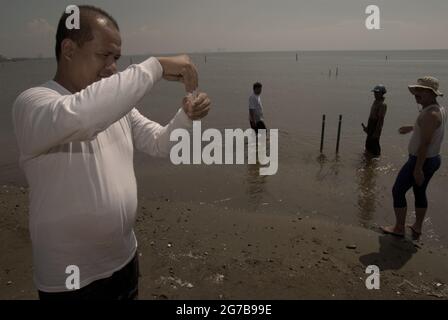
[1,50,447,245]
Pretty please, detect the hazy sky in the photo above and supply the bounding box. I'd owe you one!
[1,0,447,57]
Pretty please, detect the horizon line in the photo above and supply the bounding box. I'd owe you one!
[3,48,448,60]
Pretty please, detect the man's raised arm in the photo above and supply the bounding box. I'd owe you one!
[13,55,198,158]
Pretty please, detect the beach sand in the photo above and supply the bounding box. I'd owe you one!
[0,185,447,300]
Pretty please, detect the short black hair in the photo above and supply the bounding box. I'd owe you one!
[253,82,263,90]
[55,5,119,61]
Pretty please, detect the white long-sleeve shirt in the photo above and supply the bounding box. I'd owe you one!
[12,57,192,292]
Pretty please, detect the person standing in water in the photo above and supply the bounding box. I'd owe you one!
[249,82,266,134]
[362,85,388,157]
[382,77,445,239]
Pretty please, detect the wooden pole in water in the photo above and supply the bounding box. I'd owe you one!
[336,67,339,77]
[296,53,298,61]
[205,55,207,64]
[336,115,343,154]
[320,114,326,153]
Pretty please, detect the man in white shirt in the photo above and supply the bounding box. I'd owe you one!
[249,82,266,134]
[12,5,211,300]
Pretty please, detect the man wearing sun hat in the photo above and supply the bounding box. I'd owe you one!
[362,84,388,157]
[382,76,446,239]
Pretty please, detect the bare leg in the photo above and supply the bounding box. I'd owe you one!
[409,207,427,235]
[381,207,407,236]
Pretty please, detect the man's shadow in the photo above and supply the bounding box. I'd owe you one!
[359,234,418,271]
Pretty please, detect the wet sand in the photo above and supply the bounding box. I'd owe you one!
[0,185,447,300]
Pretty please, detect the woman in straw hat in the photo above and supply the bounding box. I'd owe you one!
[382,76,446,239]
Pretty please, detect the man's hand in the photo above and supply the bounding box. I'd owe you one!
[399,126,413,134]
[182,92,211,120]
[362,123,367,134]
[413,169,425,187]
[156,55,198,93]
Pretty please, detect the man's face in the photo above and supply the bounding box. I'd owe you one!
[67,17,122,91]
[374,92,383,100]
[254,87,262,95]
[413,87,435,105]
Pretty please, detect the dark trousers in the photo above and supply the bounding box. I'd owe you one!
[38,253,140,300]
[250,120,267,135]
[392,155,441,209]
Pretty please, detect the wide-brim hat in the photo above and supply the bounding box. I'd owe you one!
[408,76,443,97]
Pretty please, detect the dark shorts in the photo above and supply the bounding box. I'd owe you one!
[365,136,381,156]
[38,252,140,301]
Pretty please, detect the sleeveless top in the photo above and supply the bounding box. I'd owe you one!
[408,104,446,157]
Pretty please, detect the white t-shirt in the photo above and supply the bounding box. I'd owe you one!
[248,94,264,122]
[12,57,192,292]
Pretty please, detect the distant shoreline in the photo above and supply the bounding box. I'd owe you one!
[0,57,44,63]
[2,49,448,61]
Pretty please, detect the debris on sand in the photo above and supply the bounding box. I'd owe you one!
[158,276,194,289]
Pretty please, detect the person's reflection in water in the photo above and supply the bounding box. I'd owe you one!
[356,153,380,227]
[246,163,267,212]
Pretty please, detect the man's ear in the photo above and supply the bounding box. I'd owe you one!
[60,39,77,61]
